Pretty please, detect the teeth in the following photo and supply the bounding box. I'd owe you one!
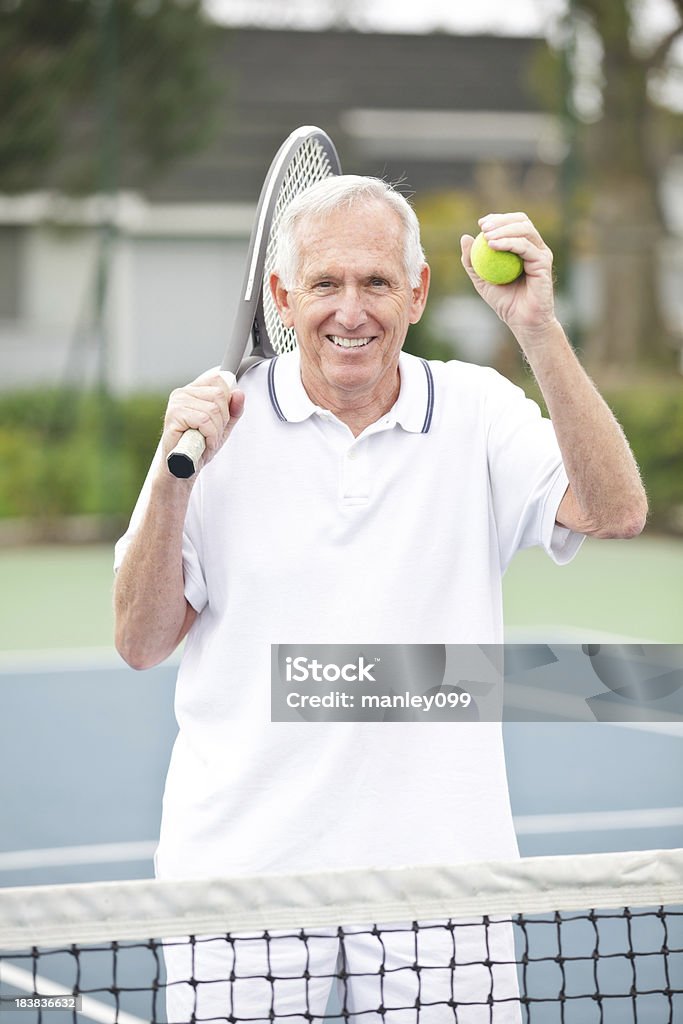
[329,336,372,348]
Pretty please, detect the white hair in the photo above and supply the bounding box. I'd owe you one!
[274,175,427,289]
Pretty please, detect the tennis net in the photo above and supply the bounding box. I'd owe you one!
[0,848,681,1023]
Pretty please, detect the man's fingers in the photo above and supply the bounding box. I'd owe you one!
[226,388,245,424]
[460,234,475,267]
[472,216,552,281]
[168,388,227,437]
[166,404,222,453]
[163,371,243,463]
[478,213,545,252]
[478,211,530,229]
[179,384,231,422]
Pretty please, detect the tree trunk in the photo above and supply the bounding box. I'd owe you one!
[574,0,679,369]
[587,177,672,368]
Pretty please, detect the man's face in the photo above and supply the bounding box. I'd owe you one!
[271,201,429,406]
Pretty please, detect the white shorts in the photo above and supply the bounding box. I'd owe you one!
[163,919,522,1024]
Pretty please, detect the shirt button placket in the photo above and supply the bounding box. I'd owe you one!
[342,444,369,503]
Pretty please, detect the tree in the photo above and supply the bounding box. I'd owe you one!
[551,0,683,369]
[0,0,224,194]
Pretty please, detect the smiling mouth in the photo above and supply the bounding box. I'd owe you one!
[328,335,375,349]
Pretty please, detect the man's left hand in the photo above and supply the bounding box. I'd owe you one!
[461,213,557,344]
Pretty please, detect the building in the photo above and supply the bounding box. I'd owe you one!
[1,27,559,393]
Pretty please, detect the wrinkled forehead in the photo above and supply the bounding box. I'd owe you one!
[294,197,401,241]
[292,209,408,287]
[292,198,404,249]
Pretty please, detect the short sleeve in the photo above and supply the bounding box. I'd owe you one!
[483,370,585,571]
[113,443,209,614]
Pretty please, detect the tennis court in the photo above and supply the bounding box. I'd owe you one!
[2,533,682,653]
[1,534,682,876]
[2,1,682,1017]
[0,536,681,1021]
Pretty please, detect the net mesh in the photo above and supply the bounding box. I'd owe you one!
[0,849,681,1024]
[263,136,337,356]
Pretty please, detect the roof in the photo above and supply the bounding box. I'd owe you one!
[145,27,550,203]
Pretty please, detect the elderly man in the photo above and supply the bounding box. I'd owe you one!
[114,176,646,1022]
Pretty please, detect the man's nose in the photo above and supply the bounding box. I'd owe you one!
[336,286,368,329]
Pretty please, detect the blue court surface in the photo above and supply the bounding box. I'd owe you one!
[0,649,681,1023]
[1,647,681,883]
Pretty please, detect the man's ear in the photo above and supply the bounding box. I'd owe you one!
[408,264,431,325]
[270,273,295,327]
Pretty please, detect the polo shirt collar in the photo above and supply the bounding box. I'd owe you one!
[393,351,435,434]
[267,348,434,434]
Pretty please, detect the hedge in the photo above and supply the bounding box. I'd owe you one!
[0,382,681,533]
[0,391,166,526]
[515,377,683,534]
[603,385,683,533]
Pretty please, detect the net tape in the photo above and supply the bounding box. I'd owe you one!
[263,137,337,356]
[0,849,681,1024]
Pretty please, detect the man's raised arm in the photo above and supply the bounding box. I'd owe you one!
[461,213,648,540]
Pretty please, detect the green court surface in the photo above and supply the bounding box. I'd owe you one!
[503,533,683,642]
[0,533,681,652]
[1,544,116,652]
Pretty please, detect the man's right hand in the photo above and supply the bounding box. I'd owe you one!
[161,369,246,475]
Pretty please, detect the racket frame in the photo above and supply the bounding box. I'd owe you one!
[167,126,341,478]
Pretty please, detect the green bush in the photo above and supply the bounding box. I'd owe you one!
[516,377,683,533]
[0,390,165,526]
[605,386,683,532]
[0,382,681,533]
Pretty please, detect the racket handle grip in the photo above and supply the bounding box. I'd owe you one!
[166,371,237,479]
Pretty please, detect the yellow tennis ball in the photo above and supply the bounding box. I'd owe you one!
[470,232,524,285]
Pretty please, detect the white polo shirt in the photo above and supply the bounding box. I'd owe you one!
[115,350,583,880]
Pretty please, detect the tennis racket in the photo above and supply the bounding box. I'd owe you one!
[167,126,341,478]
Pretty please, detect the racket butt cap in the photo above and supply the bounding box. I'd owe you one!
[167,426,206,478]
[167,452,197,478]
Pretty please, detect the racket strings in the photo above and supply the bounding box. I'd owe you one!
[263,137,337,355]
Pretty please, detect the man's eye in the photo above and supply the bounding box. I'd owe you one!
[370,278,388,288]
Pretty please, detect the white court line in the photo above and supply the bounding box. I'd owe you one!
[0,632,668,672]
[0,841,157,872]
[0,963,147,1024]
[608,721,683,737]
[3,808,683,874]
[0,648,123,671]
[0,648,181,672]
[515,807,683,835]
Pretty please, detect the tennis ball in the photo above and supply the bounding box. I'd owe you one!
[470,232,523,285]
